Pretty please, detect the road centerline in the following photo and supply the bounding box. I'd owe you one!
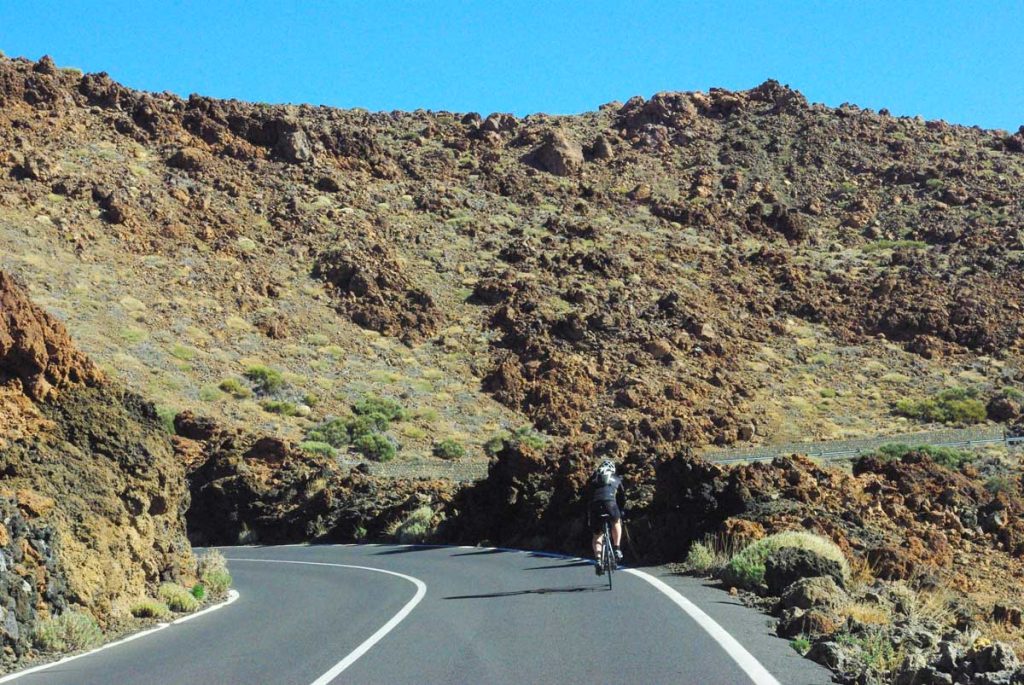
[226,557,427,685]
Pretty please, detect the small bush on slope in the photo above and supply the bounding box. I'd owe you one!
[395,506,437,544]
[197,550,233,597]
[130,599,171,620]
[159,583,199,612]
[725,531,849,590]
[894,387,987,424]
[33,611,102,652]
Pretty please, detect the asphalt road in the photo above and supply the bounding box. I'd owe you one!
[5,544,832,685]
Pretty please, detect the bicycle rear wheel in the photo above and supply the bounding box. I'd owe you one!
[603,522,614,590]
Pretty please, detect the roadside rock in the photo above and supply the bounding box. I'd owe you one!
[765,547,847,594]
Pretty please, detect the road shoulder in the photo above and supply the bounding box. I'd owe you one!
[633,566,834,685]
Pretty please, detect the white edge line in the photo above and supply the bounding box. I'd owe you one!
[623,569,781,685]
[0,590,240,683]
[348,544,779,685]
[226,558,426,685]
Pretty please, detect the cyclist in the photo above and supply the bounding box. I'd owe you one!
[588,459,625,575]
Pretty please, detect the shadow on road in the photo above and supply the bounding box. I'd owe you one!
[443,585,605,599]
[450,548,508,557]
[522,561,593,571]
[374,545,447,555]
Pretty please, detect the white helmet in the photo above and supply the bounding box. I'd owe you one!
[596,460,616,484]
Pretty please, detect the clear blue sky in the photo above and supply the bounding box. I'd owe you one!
[2,1,1022,130]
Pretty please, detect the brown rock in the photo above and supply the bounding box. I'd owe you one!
[532,130,584,176]
[167,147,208,171]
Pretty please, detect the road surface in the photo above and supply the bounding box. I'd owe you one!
[5,544,831,684]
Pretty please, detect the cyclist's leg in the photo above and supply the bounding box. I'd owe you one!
[611,519,622,548]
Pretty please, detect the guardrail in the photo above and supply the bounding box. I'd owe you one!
[339,426,1024,480]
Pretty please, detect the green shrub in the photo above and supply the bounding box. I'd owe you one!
[353,396,406,421]
[871,443,974,470]
[218,377,252,399]
[433,439,465,460]
[484,434,507,457]
[261,399,299,416]
[684,541,715,574]
[202,570,232,596]
[155,406,177,434]
[33,611,103,652]
[130,599,171,620]
[508,426,546,451]
[299,441,337,458]
[191,584,206,600]
[894,387,987,424]
[198,385,224,402]
[346,413,390,438]
[724,531,849,591]
[1001,386,1024,400]
[197,550,232,596]
[306,418,351,447]
[244,365,285,394]
[354,434,397,461]
[303,393,319,407]
[790,636,812,655]
[395,505,436,543]
[985,476,1016,495]
[159,583,200,612]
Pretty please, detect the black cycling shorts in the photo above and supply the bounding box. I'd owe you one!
[589,500,621,533]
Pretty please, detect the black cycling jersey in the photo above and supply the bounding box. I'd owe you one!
[590,474,623,503]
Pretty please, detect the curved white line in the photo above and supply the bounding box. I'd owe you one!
[0,590,240,683]
[357,544,780,685]
[227,558,426,685]
[623,569,780,685]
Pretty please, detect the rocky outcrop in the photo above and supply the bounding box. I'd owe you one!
[0,272,102,400]
[177,414,454,546]
[313,242,443,343]
[0,271,193,670]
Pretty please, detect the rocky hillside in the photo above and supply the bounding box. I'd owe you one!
[2,52,1024,680]
[0,269,193,668]
[1,53,1021,465]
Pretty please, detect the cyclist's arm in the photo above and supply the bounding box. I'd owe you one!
[616,480,626,513]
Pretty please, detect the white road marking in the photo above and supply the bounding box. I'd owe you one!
[624,569,781,685]
[0,590,240,683]
[226,558,427,685]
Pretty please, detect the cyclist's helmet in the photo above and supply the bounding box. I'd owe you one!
[596,459,616,484]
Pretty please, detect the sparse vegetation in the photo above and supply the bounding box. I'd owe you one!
[33,611,103,652]
[130,599,171,619]
[871,443,975,470]
[894,387,987,424]
[159,583,200,612]
[433,439,465,459]
[683,541,715,574]
[725,531,849,590]
[790,635,812,655]
[261,399,299,416]
[395,505,436,543]
[484,434,506,457]
[244,365,286,394]
[508,426,546,451]
[354,433,397,461]
[218,377,252,398]
[300,440,337,458]
[353,395,407,421]
[197,550,233,597]
[155,405,177,434]
[306,417,350,448]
